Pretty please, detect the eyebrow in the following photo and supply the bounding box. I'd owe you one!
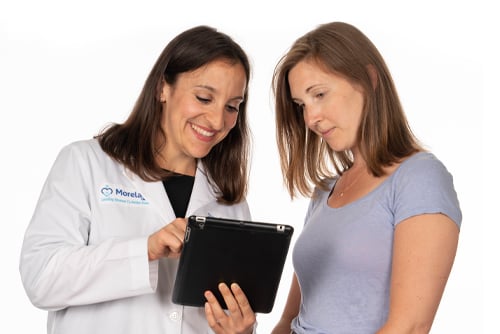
[195,84,216,92]
[290,84,321,101]
[305,84,321,94]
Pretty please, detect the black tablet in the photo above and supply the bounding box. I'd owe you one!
[172,215,294,313]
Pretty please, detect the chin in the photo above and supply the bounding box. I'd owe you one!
[190,149,213,159]
[329,146,349,153]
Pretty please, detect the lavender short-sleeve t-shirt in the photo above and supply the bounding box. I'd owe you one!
[291,152,461,334]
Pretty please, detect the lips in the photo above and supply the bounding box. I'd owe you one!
[191,123,216,137]
[317,127,334,137]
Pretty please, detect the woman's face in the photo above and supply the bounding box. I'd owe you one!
[159,59,246,173]
[288,59,365,153]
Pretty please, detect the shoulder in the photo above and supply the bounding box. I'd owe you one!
[391,152,462,227]
[58,138,103,155]
[51,139,121,177]
[392,152,455,189]
[398,151,447,172]
[57,138,111,163]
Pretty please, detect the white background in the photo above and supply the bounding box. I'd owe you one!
[2,0,495,333]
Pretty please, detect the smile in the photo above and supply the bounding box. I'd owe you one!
[191,123,216,137]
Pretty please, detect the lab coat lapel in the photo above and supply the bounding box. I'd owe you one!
[186,161,217,216]
[121,167,176,220]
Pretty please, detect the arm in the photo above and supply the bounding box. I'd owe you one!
[19,144,158,310]
[377,213,459,334]
[271,273,302,334]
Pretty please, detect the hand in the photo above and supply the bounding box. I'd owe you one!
[204,283,256,334]
[147,218,187,261]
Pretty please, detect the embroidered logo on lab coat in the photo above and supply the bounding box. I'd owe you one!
[99,184,150,206]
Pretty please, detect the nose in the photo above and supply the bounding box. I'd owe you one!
[303,104,322,128]
[206,105,225,131]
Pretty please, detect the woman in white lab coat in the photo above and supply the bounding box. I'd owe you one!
[20,25,257,334]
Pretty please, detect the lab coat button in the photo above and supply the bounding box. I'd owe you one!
[169,311,180,321]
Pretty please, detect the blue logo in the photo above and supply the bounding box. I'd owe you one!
[101,186,113,197]
[100,184,149,206]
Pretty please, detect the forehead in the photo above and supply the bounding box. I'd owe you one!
[288,60,336,92]
[178,59,247,93]
[288,59,364,98]
[187,59,245,80]
[289,59,329,79]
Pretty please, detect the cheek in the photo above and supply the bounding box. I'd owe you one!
[180,100,201,119]
[225,113,239,129]
[350,101,365,126]
[351,90,365,116]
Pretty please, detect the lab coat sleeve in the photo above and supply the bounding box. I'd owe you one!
[19,143,158,311]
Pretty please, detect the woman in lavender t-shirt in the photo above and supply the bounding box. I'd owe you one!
[271,22,461,334]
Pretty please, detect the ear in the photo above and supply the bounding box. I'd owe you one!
[158,79,169,103]
[366,64,378,90]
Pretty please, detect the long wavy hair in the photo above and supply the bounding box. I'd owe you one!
[97,25,251,204]
[273,22,422,198]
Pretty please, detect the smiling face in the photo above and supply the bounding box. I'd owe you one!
[158,59,247,174]
[288,59,365,154]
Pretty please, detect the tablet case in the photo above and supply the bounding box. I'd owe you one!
[172,215,294,313]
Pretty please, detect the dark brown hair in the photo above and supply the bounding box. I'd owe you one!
[273,22,422,198]
[97,26,251,203]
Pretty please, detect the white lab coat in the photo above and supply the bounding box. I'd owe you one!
[19,139,254,334]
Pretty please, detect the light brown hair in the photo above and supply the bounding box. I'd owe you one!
[273,21,422,198]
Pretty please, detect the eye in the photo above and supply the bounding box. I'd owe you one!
[315,92,324,99]
[225,104,240,113]
[196,96,212,104]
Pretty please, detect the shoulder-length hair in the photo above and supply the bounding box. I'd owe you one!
[273,21,422,198]
[97,25,251,204]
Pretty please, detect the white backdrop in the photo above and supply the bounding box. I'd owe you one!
[2,0,494,333]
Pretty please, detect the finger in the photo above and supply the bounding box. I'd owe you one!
[230,283,255,316]
[165,218,187,241]
[147,222,186,260]
[218,282,242,320]
[161,218,188,251]
[161,230,184,254]
[204,302,221,329]
[171,217,188,233]
[167,219,188,258]
[204,289,227,325]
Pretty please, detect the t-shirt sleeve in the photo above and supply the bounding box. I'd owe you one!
[392,154,462,228]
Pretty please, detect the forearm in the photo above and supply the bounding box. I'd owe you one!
[20,236,155,310]
[271,274,301,334]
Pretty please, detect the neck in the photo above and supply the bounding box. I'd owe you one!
[348,157,367,174]
[157,153,197,177]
